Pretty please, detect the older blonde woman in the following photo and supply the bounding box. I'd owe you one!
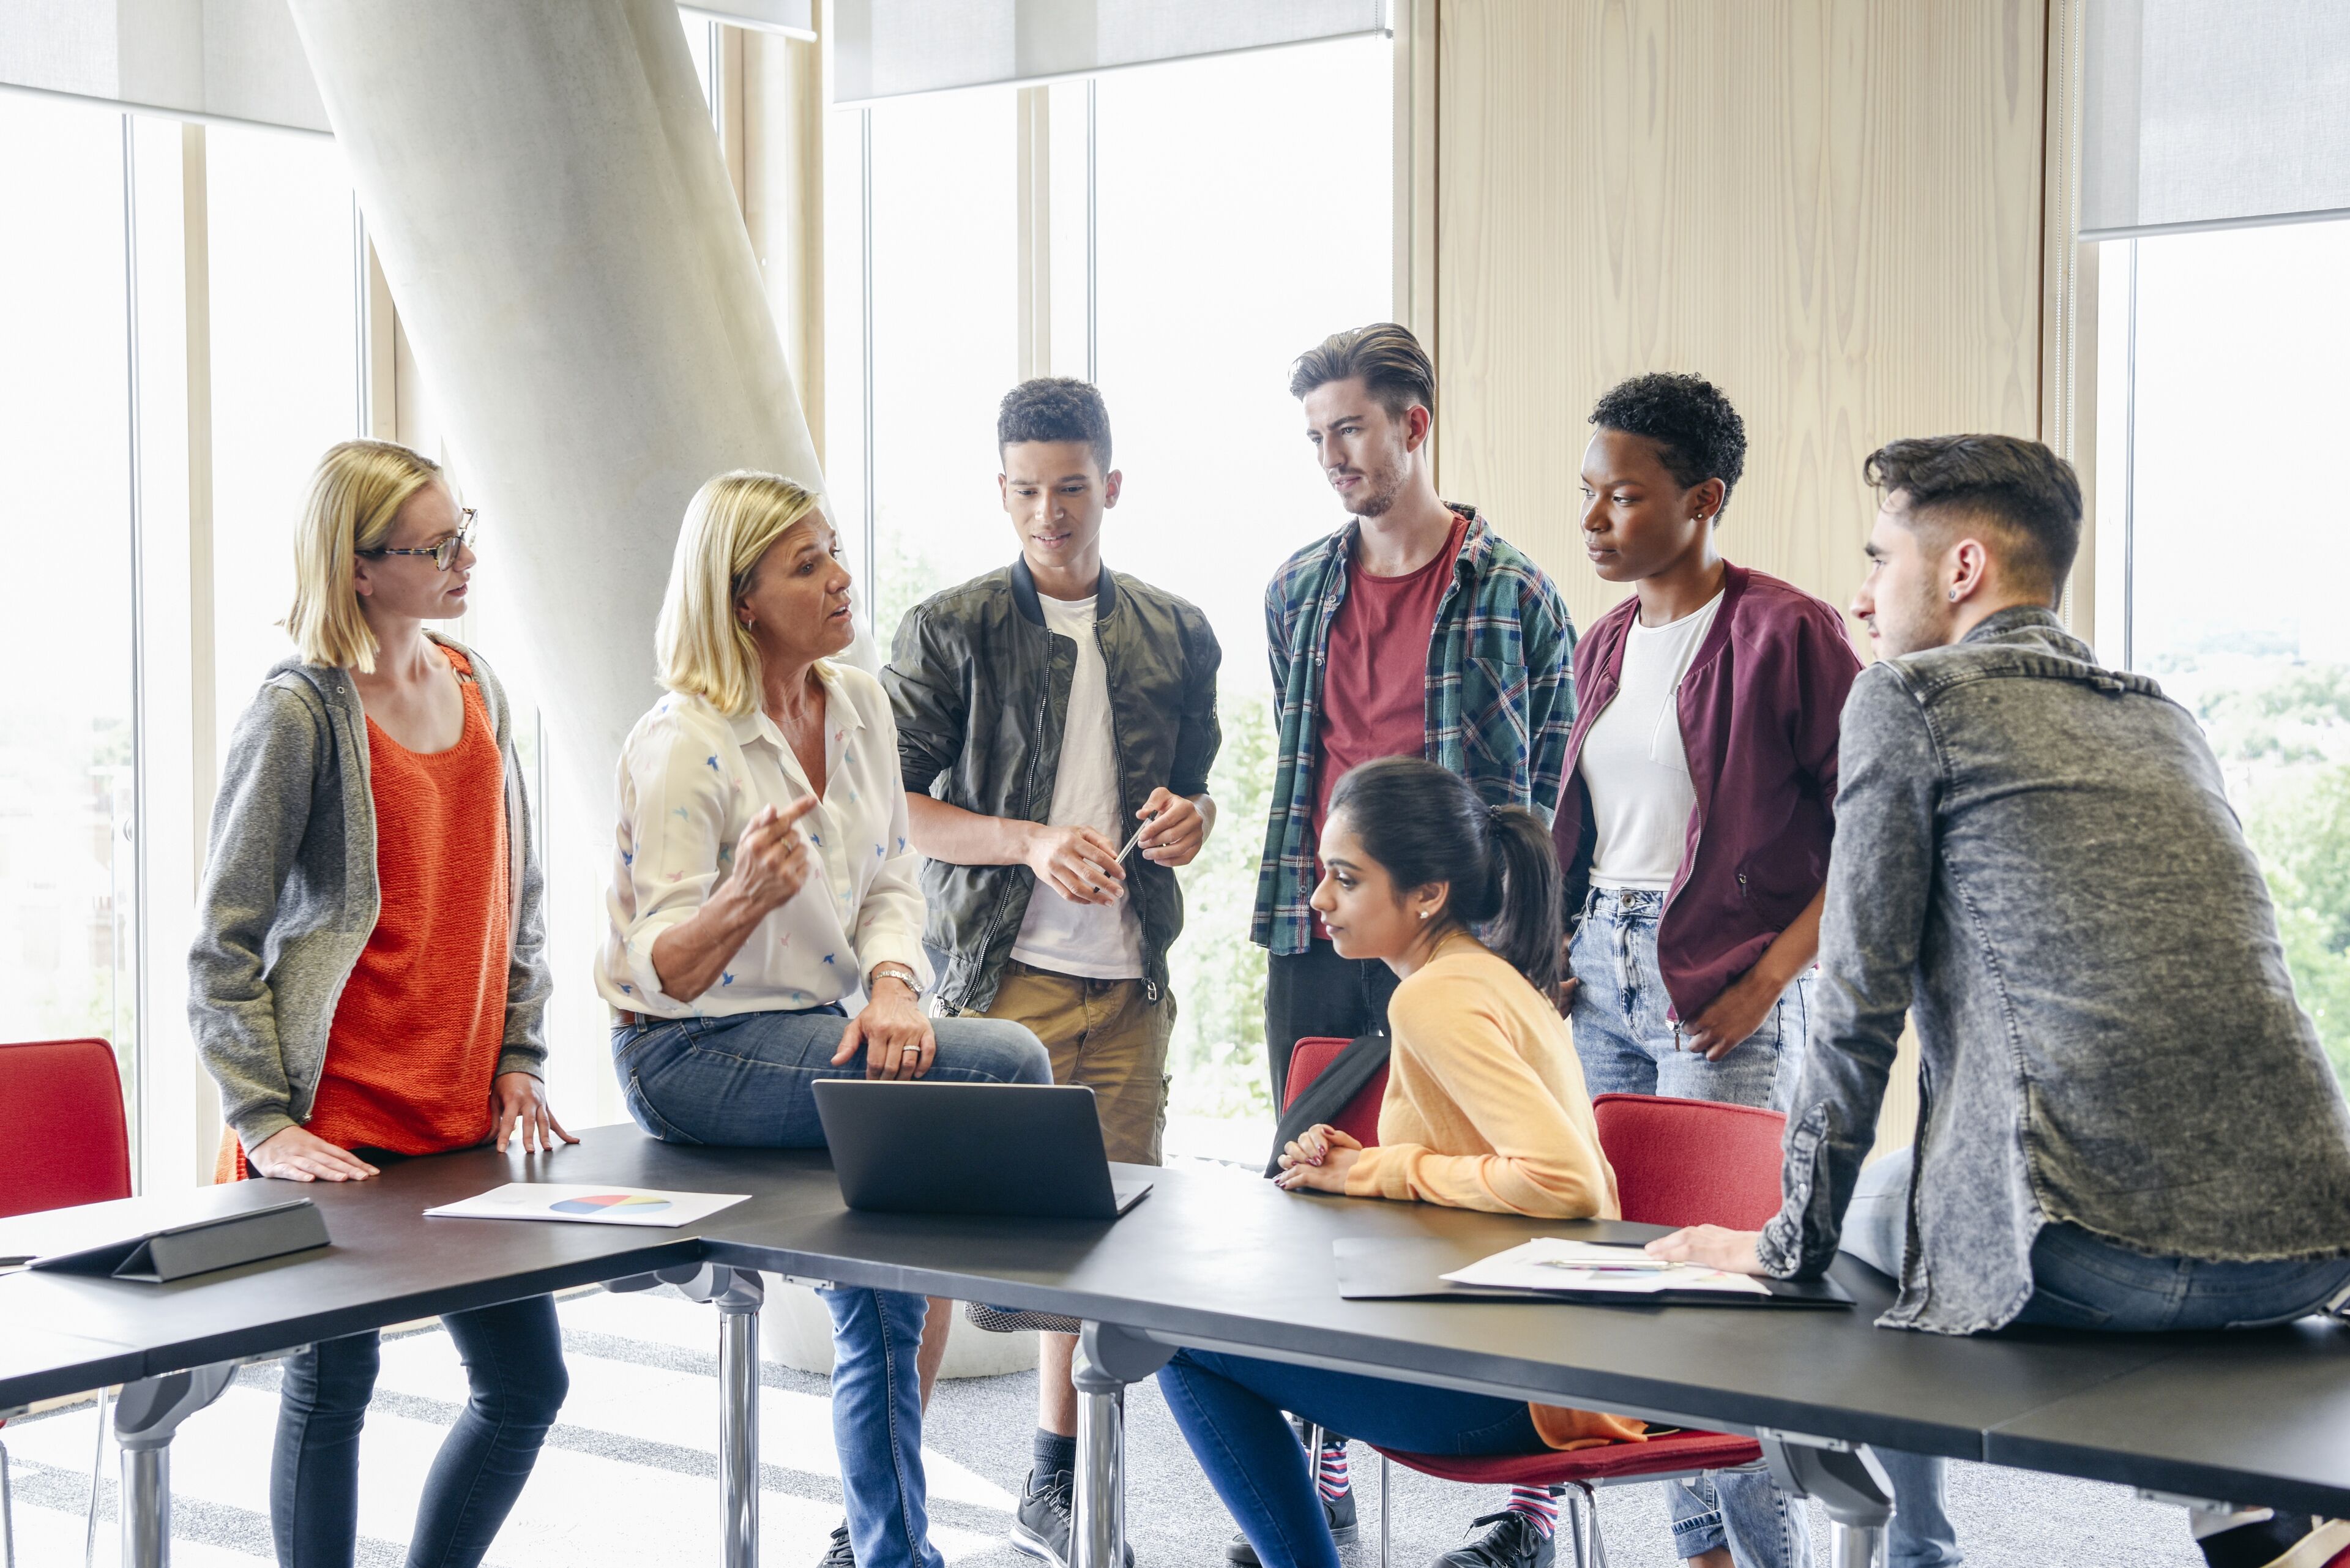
[190,439,573,1568]
[599,469,1049,1568]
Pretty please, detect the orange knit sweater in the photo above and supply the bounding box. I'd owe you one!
[304,649,510,1157]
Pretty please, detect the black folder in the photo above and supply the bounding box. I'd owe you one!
[1334,1238,1852,1308]
[30,1197,330,1283]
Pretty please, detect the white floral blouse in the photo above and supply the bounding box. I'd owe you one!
[595,661,930,1019]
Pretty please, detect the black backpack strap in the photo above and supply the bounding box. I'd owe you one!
[1263,1033,1391,1178]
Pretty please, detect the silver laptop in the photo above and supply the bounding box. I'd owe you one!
[811,1080,1154,1219]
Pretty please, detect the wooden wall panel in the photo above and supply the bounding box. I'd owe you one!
[1434,0,2049,636]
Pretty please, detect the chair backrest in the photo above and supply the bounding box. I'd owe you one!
[0,1037,132,1219]
[1283,1036,1387,1149]
[1591,1092,1786,1230]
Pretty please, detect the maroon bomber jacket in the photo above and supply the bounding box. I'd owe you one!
[1551,563,1863,1022]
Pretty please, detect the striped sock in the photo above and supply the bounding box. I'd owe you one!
[1506,1486,1560,1539]
[1317,1441,1352,1501]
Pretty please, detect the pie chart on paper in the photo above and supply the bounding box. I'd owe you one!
[550,1192,674,1217]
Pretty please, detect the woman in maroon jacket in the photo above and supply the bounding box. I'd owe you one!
[1553,373,1862,1568]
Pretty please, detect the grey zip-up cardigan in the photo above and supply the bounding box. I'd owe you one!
[188,633,551,1152]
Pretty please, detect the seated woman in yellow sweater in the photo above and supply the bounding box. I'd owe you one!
[1158,756,1649,1568]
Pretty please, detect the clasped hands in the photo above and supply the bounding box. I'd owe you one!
[1272,1122,1362,1193]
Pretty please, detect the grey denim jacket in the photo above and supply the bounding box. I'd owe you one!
[188,634,550,1151]
[1759,608,2350,1333]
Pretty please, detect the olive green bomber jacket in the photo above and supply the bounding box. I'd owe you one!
[882,559,1222,1013]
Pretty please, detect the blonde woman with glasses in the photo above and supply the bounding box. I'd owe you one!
[189,438,573,1567]
[599,469,1050,1568]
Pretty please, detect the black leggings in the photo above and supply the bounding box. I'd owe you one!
[271,1293,568,1568]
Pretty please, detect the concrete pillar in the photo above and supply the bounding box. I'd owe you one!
[282,0,854,812]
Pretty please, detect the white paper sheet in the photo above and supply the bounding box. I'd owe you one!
[1441,1237,1772,1296]
[423,1184,751,1229]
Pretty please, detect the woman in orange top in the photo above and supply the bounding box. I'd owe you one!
[1157,758,1648,1568]
[190,439,572,1568]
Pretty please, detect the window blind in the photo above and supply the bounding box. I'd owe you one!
[0,1,810,134]
[832,0,1388,105]
[2082,0,2350,238]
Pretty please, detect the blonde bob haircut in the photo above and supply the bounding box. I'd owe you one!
[655,469,826,718]
[286,439,445,672]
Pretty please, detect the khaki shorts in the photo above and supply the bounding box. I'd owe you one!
[962,960,1173,1166]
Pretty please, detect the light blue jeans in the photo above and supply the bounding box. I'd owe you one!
[616,1003,1053,1568]
[1569,888,1813,1565]
[1568,887,1811,1113]
[1843,1149,2350,1568]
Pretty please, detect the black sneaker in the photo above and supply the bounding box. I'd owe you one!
[1429,1510,1554,1568]
[819,1521,856,1568]
[1223,1489,1360,1567]
[1012,1468,1136,1568]
[2197,1514,2350,1568]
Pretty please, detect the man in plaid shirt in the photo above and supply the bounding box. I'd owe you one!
[1234,323,1576,1568]
[1253,323,1577,1102]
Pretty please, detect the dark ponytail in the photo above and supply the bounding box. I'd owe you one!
[1326,756,1564,992]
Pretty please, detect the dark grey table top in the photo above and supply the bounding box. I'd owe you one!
[1985,1315,2350,1518]
[0,1140,703,1408]
[5,1125,2346,1518]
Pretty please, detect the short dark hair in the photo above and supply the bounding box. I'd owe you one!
[1589,373,1747,510]
[1289,323,1436,420]
[1863,435,2083,593]
[1326,756,1564,993]
[998,377,1112,472]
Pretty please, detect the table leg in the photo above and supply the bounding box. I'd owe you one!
[716,1289,762,1567]
[1757,1428,1890,1568]
[1068,1323,1174,1568]
[112,1362,237,1568]
[648,1263,768,1568]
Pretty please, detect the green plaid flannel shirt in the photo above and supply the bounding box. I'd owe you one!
[1251,506,1578,955]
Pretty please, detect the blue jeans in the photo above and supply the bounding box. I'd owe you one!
[1568,888,1810,1113]
[616,1003,1051,1568]
[273,1294,567,1568]
[1570,888,1813,1564]
[823,1286,944,1568]
[1158,1350,1546,1568]
[613,1005,1053,1146]
[1843,1149,2350,1567]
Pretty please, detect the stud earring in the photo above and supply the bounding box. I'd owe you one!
[1419,910,1430,921]
[1948,589,1961,602]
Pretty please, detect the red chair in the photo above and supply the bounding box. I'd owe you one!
[1368,1092,1791,1568]
[1282,1035,1388,1150]
[0,1037,135,1568]
[0,1037,133,1219]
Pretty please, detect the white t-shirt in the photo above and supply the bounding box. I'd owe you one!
[1578,591,1725,890]
[1010,592,1147,980]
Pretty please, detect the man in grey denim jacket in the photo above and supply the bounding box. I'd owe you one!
[1654,435,2350,1568]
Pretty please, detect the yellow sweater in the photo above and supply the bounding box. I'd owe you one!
[1341,936,1644,1450]
[1346,939,1622,1219]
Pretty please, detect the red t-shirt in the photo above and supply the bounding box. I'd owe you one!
[1309,516,1467,932]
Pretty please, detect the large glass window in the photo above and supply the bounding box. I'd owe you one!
[1093,39,1393,1160]
[833,38,1394,1160]
[0,95,138,1097]
[204,127,363,741]
[2097,218,2350,1088]
[859,91,1022,641]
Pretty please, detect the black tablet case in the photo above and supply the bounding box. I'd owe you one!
[31,1197,330,1283]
